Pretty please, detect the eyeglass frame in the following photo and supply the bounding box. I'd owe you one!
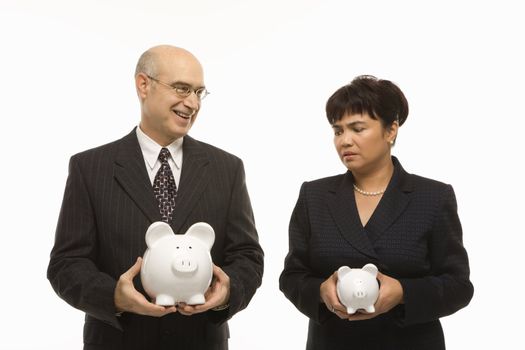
[146,74,210,100]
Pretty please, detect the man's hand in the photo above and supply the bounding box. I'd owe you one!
[114,257,177,317]
[178,264,231,316]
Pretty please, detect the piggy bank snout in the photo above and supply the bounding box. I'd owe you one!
[352,280,367,298]
[354,290,367,298]
[172,254,198,274]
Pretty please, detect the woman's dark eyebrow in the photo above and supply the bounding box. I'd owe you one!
[345,121,366,128]
[332,121,365,128]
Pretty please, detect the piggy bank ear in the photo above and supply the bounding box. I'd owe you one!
[337,266,351,279]
[185,222,215,250]
[362,263,378,277]
[145,222,173,248]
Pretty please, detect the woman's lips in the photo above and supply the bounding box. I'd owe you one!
[342,152,357,160]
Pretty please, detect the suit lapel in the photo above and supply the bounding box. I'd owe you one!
[169,136,210,234]
[114,129,161,223]
[326,157,413,259]
[365,157,412,243]
[113,131,211,233]
[327,172,379,260]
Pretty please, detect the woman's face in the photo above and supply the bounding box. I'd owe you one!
[332,113,397,173]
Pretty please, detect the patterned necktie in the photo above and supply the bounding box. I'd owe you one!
[153,148,177,223]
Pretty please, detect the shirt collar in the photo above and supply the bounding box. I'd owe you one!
[136,126,183,170]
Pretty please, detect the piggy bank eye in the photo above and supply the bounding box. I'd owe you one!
[176,246,180,249]
[189,246,192,249]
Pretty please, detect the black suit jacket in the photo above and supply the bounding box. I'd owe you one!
[279,157,473,350]
[48,129,264,350]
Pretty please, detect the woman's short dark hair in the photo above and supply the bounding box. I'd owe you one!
[326,75,409,128]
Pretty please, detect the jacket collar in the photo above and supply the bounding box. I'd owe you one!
[326,156,413,260]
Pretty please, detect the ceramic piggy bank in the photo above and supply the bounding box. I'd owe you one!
[140,221,215,306]
[336,263,379,314]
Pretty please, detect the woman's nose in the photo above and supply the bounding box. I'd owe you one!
[341,132,354,146]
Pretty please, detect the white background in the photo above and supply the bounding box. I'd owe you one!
[1,1,523,349]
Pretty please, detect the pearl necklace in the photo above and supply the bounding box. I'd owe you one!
[353,184,386,196]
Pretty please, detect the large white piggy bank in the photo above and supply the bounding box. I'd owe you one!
[336,263,379,314]
[140,221,215,306]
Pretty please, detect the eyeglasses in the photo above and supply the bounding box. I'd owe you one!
[146,75,210,100]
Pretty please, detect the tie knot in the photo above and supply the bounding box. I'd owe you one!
[158,148,170,163]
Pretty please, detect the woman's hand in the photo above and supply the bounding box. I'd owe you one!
[320,271,350,319]
[346,271,404,321]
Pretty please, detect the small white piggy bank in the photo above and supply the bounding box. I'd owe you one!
[140,221,215,306]
[336,263,379,314]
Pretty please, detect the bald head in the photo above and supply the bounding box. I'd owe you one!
[135,45,202,78]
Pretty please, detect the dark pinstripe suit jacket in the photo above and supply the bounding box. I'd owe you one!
[279,157,473,350]
[48,128,264,350]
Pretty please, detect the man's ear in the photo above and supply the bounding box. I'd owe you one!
[136,73,149,100]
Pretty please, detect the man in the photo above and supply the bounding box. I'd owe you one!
[47,45,264,350]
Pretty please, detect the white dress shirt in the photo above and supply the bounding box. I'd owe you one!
[136,126,183,186]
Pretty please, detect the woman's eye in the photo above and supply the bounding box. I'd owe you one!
[334,130,342,136]
[353,128,364,133]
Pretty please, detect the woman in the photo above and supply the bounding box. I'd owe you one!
[279,75,473,349]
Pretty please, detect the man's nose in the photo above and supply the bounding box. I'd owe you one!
[183,92,200,111]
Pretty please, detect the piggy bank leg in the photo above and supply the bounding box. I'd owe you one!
[186,293,206,305]
[155,294,175,306]
[346,307,356,314]
[365,305,375,313]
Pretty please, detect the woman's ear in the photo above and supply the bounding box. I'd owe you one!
[386,120,399,144]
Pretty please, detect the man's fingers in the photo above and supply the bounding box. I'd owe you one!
[204,282,218,300]
[178,306,196,315]
[122,257,142,280]
[135,296,177,316]
[212,264,227,281]
[148,305,177,317]
[376,271,385,284]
